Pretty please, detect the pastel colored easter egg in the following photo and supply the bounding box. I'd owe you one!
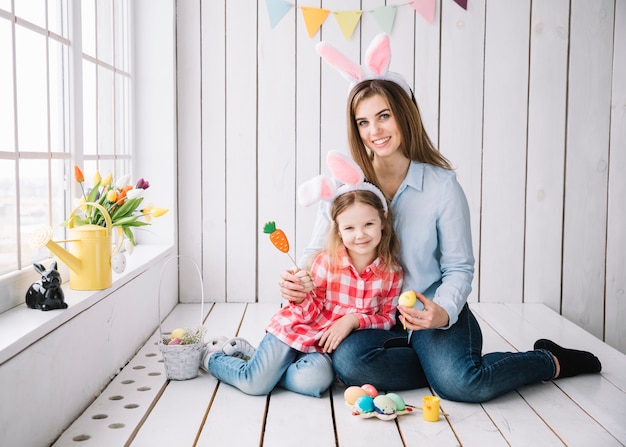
[354,395,375,414]
[398,290,417,307]
[373,395,396,415]
[344,386,368,405]
[171,328,186,339]
[168,338,181,345]
[385,393,406,411]
[111,252,127,274]
[361,384,378,398]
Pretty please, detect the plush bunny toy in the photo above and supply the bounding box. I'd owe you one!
[25,261,68,311]
[315,33,413,99]
[298,150,388,212]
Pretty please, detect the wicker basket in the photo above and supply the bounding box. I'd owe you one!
[157,255,206,380]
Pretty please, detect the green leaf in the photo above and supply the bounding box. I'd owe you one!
[263,221,276,234]
[86,180,102,203]
[123,226,136,245]
[111,197,143,220]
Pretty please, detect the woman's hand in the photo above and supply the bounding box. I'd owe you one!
[397,292,449,330]
[279,269,308,304]
[319,314,359,353]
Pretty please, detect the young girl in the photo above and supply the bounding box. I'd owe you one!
[202,173,403,398]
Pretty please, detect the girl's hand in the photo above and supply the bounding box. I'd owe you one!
[294,270,315,293]
[397,292,450,330]
[319,314,359,353]
[279,269,308,304]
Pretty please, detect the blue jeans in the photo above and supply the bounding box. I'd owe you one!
[332,304,556,402]
[208,333,334,397]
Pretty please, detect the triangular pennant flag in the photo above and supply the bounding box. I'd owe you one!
[410,0,436,24]
[370,6,397,35]
[453,0,468,10]
[300,6,330,38]
[266,0,293,29]
[333,11,363,40]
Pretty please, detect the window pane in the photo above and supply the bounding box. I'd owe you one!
[114,0,128,71]
[0,160,17,274]
[50,159,69,244]
[115,74,129,155]
[0,19,14,152]
[14,0,46,28]
[15,26,48,152]
[19,159,49,267]
[81,0,96,57]
[83,60,97,155]
[49,39,70,153]
[48,0,69,38]
[96,0,113,65]
[98,66,114,155]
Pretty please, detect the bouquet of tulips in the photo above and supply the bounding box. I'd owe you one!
[65,165,168,250]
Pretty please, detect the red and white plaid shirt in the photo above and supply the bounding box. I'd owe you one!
[266,246,403,353]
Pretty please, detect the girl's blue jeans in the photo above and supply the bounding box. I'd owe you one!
[208,332,334,398]
[332,304,556,403]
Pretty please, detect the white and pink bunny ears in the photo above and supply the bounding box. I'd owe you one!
[298,151,388,213]
[316,33,413,98]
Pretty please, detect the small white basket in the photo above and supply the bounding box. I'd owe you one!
[157,255,206,380]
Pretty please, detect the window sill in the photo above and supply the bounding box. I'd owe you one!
[0,244,175,366]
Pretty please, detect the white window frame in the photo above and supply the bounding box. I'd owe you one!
[0,0,138,314]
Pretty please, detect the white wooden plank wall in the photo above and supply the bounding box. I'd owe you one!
[176,0,626,354]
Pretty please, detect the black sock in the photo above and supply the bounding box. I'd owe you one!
[534,339,602,378]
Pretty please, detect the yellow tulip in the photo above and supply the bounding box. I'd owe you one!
[107,190,117,202]
[141,204,153,222]
[93,171,102,184]
[151,207,169,218]
[101,173,113,187]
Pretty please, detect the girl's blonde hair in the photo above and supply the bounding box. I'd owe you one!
[323,189,399,273]
[346,79,452,197]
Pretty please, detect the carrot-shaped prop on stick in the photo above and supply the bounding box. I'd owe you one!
[263,221,299,270]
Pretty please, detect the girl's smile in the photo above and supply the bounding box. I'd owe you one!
[336,201,383,270]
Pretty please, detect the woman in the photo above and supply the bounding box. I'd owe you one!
[279,78,601,403]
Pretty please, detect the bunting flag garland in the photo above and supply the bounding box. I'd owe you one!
[410,0,436,24]
[266,0,293,29]
[301,6,330,38]
[454,0,468,9]
[371,6,397,35]
[333,11,363,40]
[266,0,467,39]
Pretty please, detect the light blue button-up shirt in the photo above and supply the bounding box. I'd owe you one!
[300,162,475,329]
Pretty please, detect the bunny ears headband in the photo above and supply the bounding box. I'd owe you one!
[316,33,413,98]
[298,151,388,213]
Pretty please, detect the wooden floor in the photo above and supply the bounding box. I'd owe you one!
[54,302,626,447]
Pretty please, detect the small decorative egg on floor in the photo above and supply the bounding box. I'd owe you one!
[345,386,414,421]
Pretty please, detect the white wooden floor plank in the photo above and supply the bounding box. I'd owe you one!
[472,303,626,445]
[53,303,211,447]
[197,303,281,446]
[130,303,246,446]
[397,388,462,447]
[470,308,564,446]
[55,303,626,447]
[332,381,404,447]
[195,382,268,447]
[263,387,336,447]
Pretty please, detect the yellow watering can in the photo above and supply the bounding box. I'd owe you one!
[31,202,113,290]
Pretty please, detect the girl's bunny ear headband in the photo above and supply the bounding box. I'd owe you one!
[316,33,413,98]
[298,151,388,213]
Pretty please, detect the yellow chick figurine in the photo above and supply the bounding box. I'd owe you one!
[398,291,417,329]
